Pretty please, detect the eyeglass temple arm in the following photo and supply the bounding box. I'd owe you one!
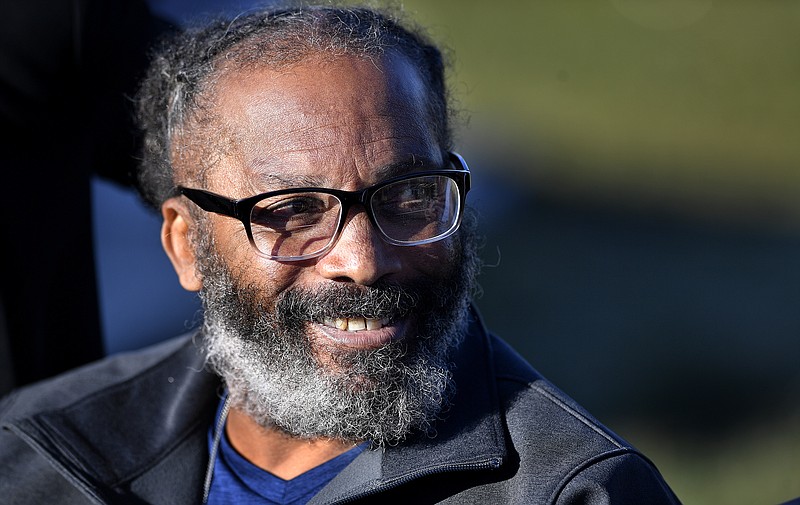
[449,151,471,194]
[176,187,240,218]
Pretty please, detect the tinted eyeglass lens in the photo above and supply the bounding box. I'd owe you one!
[371,175,461,243]
[249,192,342,258]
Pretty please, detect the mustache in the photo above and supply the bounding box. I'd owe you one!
[275,281,423,323]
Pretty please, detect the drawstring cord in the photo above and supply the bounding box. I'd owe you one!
[202,395,232,504]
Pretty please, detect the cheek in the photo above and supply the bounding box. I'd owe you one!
[207,215,252,255]
[402,239,459,277]
[208,217,304,303]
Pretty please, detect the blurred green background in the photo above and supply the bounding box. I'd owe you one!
[394,1,800,504]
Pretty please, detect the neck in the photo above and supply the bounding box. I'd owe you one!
[225,406,360,480]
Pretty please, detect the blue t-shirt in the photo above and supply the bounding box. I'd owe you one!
[206,401,365,505]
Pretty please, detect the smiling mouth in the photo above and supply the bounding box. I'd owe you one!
[322,317,391,332]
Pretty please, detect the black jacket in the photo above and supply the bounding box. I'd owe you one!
[0,315,681,504]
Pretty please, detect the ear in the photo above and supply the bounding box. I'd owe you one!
[161,198,203,292]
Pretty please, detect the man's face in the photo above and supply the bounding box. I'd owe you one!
[172,52,478,443]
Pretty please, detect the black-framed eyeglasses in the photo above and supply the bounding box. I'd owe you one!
[175,152,471,261]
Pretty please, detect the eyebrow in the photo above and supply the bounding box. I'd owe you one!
[372,156,443,180]
[254,172,321,189]
[252,155,445,191]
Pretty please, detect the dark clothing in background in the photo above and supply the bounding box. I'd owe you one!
[0,0,168,392]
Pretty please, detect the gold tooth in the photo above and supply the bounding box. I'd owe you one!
[347,317,367,332]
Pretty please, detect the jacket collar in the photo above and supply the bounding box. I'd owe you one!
[10,309,508,503]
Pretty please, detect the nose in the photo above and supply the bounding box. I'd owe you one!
[315,209,402,285]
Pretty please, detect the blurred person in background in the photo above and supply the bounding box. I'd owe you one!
[0,5,680,504]
[0,0,167,393]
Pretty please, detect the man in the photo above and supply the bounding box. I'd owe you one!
[0,6,680,504]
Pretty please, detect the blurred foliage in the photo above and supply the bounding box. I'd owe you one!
[400,0,800,225]
[625,409,800,505]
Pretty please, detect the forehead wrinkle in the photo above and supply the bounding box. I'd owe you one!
[247,153,441,193]
[264,114,426,151]
[240,117,433,176]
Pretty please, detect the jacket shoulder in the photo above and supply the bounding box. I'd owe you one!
[0,334,211,504]
[486,333,680,503]
[0,334,196,421]
[487,332,628,450]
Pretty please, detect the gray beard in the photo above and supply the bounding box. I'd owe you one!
[195,215,481,445]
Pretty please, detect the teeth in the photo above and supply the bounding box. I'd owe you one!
[347,318,366,331]
[322,317,388,332]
